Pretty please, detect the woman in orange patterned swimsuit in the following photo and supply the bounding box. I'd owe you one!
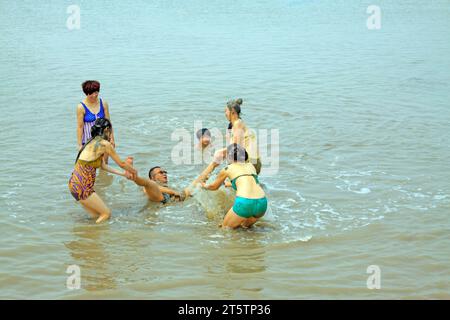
[68,118,136,223]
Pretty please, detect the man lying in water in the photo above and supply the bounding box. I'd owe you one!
[128,166,191,204]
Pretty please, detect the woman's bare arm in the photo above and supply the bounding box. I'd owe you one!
[203,169,228,191]
[104,141,136,177]
[193,148,226,184]
[194,161,219,184]
[232,120,246,146]
[76,104,85,149]
[101,160,126,177]
[103,101,115,147]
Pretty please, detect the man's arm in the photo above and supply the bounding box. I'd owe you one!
[130,177,165,202]
[158,185,181,197]
[132,175,150,187]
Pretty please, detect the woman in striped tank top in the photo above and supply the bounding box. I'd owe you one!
[76,80,116,151]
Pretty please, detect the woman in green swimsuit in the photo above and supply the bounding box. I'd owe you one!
[202,143,267,229]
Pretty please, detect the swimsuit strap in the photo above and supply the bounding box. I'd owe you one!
[230,174,259,191]
[80,101,93,115]
[81,99,105,118]
[99,98,105,118]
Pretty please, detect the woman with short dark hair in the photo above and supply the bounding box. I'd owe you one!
[76,80,115,151]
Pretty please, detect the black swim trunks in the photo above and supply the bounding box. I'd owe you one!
[161,193,171,204]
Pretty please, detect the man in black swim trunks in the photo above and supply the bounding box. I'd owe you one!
[129,166,191,203]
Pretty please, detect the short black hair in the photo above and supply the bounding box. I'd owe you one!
[90,118,112,139]
[149,166,161,179]
[196,128,211,140]
[75,118,112,164]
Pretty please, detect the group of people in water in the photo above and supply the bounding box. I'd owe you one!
[68,80,268,229]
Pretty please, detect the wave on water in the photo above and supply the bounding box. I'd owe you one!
[189,185,235,220]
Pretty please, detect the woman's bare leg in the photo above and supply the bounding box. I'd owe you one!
[80,203,100,219]
[79,193,111,224]
[241,217,258,228]
[222,208,247,229]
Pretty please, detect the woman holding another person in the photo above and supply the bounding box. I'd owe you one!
[68,118,136,223]
[202,144,267,229]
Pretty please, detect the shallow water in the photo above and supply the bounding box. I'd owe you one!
[0,0,449,299]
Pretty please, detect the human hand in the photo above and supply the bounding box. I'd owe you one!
[183,187,192,198]
[124,157,135,179]
[124,165,137,180]
[127,169,137,181]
